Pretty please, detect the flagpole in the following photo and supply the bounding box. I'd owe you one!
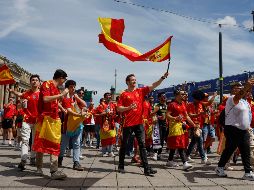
[166,57,170,73]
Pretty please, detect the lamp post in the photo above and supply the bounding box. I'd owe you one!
[114,69,117,93]
[251,10,254,32]
[219,24,223,104]
[110,85,116,100]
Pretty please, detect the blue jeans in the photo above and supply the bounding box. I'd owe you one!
[94,124,100,147]
[59,132,81,162]
[186,130,206,160]
[115,122,120,145]
[102,145,113,154]
[202,124,215,142]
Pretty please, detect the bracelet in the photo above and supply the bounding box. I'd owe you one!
[161,76,166,80]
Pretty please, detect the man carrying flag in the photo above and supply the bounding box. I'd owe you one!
[32,69,69,180]
[117,71,169,176]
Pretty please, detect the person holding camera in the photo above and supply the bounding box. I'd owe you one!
[215,79,254,180]
[185,90,211,165]
[166,90,197,170]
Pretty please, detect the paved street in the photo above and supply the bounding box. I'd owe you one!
[0,142,254,190]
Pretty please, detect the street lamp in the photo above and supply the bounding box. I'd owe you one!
[219,24,223,104]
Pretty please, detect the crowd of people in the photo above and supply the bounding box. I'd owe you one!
[0,69,254,181]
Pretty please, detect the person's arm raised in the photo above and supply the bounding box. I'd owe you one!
[148,72,169,92]
[8,88,23,97]
[233,78,254,105]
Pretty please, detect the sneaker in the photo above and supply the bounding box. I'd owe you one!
[118,166,125,174]
[35,168,43,176]
[224,163,234,171]
[157,154,161,160]
[51,170,67,180]
[79,155,85,160]
[73,162,84,171]
[166,161,179,167]
[215,167,227,177]
[30,158,36,166]
[2,141,6,145]
[144,166,157,176]
[187,156,195,163]
[108,152,115,157]
[152,153,158,161]
[242,171,254,181]
[201,158,211,165]
[183,162,193,170]
[102,153,108,157]
[8,143,14,147]
[18,161,26,171]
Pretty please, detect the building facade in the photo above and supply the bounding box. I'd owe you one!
[0,55,32,109]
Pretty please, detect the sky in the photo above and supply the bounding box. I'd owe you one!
[0,0,254,104]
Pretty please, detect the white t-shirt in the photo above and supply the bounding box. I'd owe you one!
[225,96,252,130]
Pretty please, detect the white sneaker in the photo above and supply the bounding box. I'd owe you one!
[183,162,193,170]
[152,153,158,161]
[201,158,211,165]
[187,156,195,163]
[224,163,234,171]
[215,167,227,177]
[242,171,254,181]
[108,152,115,157]
[79,155,84,160]
[166,161,179,167]
[102,153,108,157]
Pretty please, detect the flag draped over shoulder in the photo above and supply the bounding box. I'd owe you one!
[0,64,15,85]
[98,17,172,62]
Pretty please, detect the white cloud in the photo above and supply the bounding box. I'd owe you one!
[242,19,253,29]
[216,16,237,27]
[0,0,33,38]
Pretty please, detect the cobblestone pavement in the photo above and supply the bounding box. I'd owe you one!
[0,141,254,189]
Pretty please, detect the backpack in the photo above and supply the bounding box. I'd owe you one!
[218,109,225,126]
[218,105,235,127]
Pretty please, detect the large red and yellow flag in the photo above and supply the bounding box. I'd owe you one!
[0,64,15,85]
[98,17,172,62]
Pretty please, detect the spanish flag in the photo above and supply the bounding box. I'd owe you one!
[0,64,15,85]
[98,17,172,62]
[33,116,62,156]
